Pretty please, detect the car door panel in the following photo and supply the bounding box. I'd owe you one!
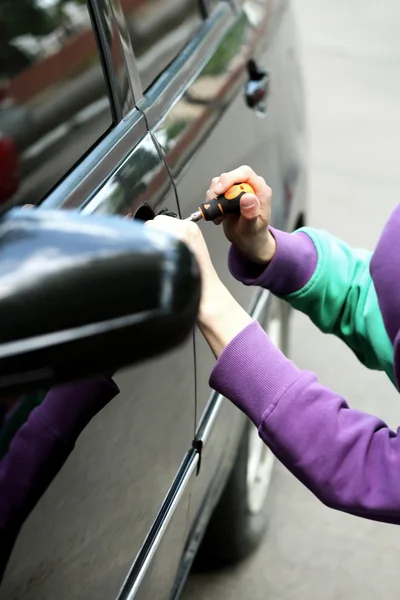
[140,0,289,536]
[1,110,196,600]
[146,2,279,428]
[118,450,199,600]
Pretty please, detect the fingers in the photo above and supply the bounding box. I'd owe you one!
[214,166,255,195]
[145,214,178,231]
[207,166,271,217]
[239,193,260,221]
[145,214,199,241]
[206,188,215,201]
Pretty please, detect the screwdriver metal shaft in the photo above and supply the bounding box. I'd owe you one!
[188,210,203,222]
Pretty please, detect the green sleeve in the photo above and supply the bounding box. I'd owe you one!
[283,228,395,384]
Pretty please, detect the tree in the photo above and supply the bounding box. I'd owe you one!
[0,0,56,40]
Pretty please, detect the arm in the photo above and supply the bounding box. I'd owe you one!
[142,213,400,523]
[0,376,119,580]
[229,227,394,381]
[209,320,400,524]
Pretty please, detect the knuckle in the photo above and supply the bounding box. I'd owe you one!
[241,165,253,175]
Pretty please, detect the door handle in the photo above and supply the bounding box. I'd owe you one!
[245,60,270,115]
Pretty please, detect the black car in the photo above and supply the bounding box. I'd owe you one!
[0,0,307,598]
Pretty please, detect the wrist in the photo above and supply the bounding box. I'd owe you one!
[198,284,253,358]
[198,278,231,326]
[251,229,277,264]
[236,229,276,266]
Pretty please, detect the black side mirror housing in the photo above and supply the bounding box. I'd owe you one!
[0,209,200,395]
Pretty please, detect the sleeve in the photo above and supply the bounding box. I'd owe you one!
[229,227,394,378]
[210,322,400,525]
[0,376,119,580]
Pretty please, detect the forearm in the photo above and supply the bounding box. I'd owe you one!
[198,285,253,358]
[208,321,400,524]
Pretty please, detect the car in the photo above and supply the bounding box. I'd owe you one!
[0,0,307,598]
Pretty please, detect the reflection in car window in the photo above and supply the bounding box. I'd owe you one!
[156,15,248,169]
[0,0,113,207]
[0,378,118,584]
[121,0,203,91]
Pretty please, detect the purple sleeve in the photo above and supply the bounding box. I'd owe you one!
[0,376,119,578]
[210,322,400,524]
[228,228,318,295]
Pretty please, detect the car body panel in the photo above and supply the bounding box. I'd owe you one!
[140,1,307,589]
[0,0,307,598]
[0,1,115,208]
[118,450,199,600]
[0,120,196,600]
[140,0,276,519]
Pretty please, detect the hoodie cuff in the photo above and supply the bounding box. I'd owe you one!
[228,228,318,296]
[209,321,302,427]
[38,376,120,443]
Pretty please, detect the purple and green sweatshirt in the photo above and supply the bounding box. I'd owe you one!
[2,204,400,579]
[210,203,400,525]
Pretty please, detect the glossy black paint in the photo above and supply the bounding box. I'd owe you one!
[0,0,307,598]
[0,209,200,395]
[0,0,114,208]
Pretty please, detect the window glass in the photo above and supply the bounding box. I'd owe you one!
[0,0,113,206]
[121,0,203,91]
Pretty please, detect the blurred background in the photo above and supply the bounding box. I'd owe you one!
[183,1,400,598]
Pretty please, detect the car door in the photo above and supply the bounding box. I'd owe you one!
[143,0,279,517]
[0,2,196,599]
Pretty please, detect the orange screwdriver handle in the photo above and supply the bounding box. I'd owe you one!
[198,183,255,221]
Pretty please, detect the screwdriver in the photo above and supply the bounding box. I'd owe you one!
[189,183,255,222]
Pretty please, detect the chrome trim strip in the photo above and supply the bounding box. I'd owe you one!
[121,452,199,600]
[109,0,143,106]
[119,290,269,598]
[139,3,234,128]
[41,110,146,210]
[198,393,224,446]
[250,288,271,322]
[89,0,123,120]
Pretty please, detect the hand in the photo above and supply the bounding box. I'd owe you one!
[145,215,226,319]
[207,165,276,264]
[145,216,253,356]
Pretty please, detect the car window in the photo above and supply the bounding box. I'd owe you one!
[121,0,203,92]
[0,0,113,207]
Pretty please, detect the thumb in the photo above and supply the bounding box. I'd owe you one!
[239,193,260,222]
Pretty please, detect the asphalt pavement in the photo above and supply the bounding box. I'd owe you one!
[183,1,400,598]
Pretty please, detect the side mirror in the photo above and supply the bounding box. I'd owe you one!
[0,209,200,395]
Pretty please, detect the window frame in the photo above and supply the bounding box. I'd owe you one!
[88,0,139,120]
[136,2,234,129]
[200,0,237,17]
[113,0,206,99]
[0,0,121,209]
